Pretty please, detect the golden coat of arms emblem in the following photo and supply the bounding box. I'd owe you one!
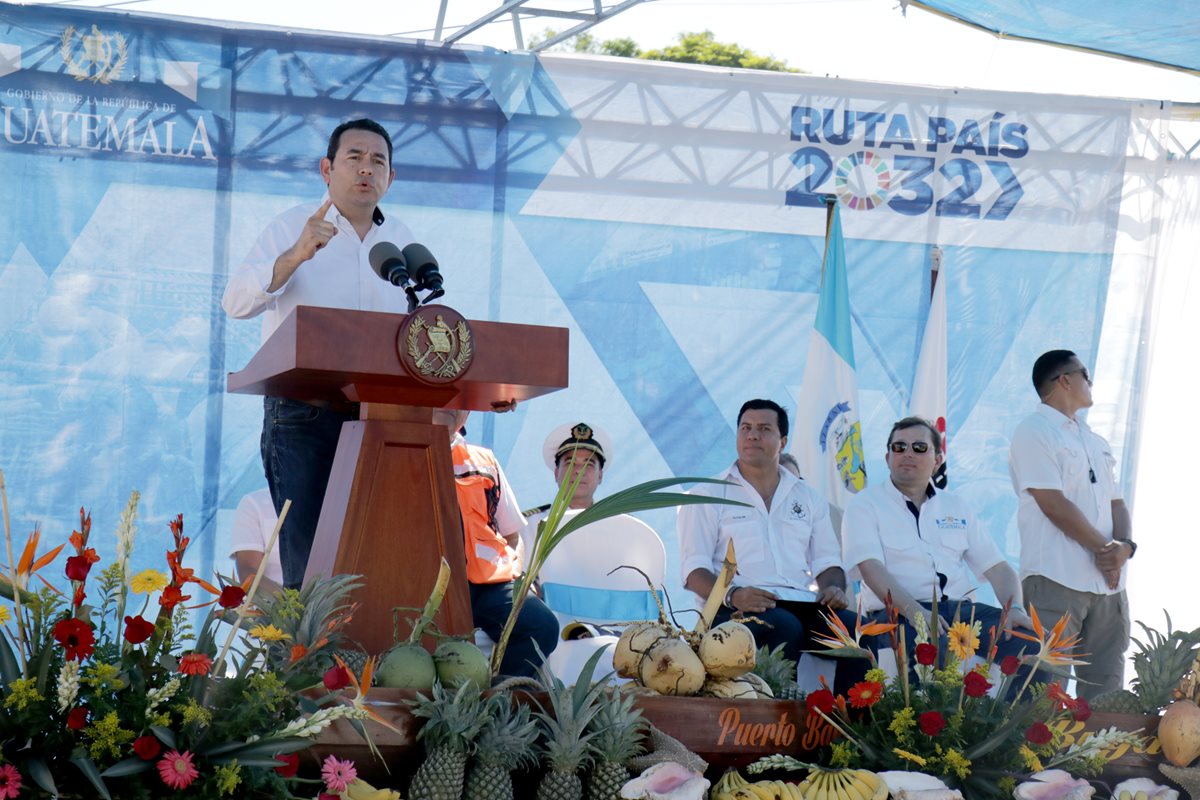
[397,306,473,384]
[61,24,128,84]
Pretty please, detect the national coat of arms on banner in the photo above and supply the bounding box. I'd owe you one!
[60,24,128,84]
[822,402,866,494]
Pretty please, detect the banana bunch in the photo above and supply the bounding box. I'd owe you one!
[712,768,752,797]
[794,769,887,800]
[714,779,804,800]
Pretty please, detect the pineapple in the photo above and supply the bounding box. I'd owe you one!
[463,692,538,800]
[407,682,488,800]
[752,644,801,700]
[586,687,649,800]
[1092,613,1200,715]
[534,647,611,800]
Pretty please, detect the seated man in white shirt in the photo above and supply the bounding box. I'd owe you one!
[842,416,1036,678]
[228,487,283,596]
[678,398,866,694]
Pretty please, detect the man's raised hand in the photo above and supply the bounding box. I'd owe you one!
[295,198,337,261]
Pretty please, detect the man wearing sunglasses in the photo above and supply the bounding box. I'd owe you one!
[1009,350,1132,699]
[842,417,1035,671]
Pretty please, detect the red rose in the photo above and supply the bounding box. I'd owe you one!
[915,642,938,666]
[53,617,95,661]
[1025,722,1053,745]
[124,615,155,644]
[1000,655,1021,675]
[1072,697,1093,723]
[918,710,946,736]
[323,665,351,692]
[134,735,162,760]
[963,670,992,698]
[65,554,93,581]
[805,689,836,717]
[218,585,246,609]
[66,707,88,730]
[274,753,300,777]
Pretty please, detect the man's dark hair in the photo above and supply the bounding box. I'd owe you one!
[737,399,789,438]
[887,416,942,454]
[1032,349,1077,398]
[326,118,393,166]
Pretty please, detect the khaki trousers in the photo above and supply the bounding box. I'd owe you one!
[1022,574,1130,699]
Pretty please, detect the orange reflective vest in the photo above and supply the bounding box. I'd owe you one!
[451,440,518,584]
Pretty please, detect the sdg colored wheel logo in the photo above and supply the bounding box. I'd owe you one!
[835,150,891,210]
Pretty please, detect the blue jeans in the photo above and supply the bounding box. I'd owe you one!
[714,600,868,696]
[470,581,559,679]
[260,396,355,588]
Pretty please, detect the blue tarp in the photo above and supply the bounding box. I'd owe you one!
[909,0,1200,74]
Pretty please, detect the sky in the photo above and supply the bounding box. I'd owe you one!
[29,0,1200,658]
[33,0,1200,101]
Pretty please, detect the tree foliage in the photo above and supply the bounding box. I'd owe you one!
[530,28,801,73]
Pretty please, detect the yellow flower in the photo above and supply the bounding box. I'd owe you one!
[130,569,169,594]
[940,748,972,779]
[864,667,888,684]
[0,605,10,625]
[947,621,980,661]
[1019,744,1044,772]
[3,677,43,711]
[181,698,213,727]
[84,710,135,760]
[215,761,242,796]
[83,662,125,691]
[889,707,916,737]
[893,748,928,767]
[247,624,290,642]
[830,741,854,768]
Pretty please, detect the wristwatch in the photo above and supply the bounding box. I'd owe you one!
[1120,539,1137,558]
[723,585,740,610]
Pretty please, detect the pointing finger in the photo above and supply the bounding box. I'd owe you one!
[312,197,334,220]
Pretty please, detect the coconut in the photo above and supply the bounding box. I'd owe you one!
[615,621,674,679]
[375,643,436,689]
[700,676,759,699]
[1160,700,1200,767]
[433,639,491,690]
[739,672,773,698]
[638,636,705,696]
[698,620,757,679]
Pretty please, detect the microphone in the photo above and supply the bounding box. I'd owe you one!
[402,242,444,301]
[369,242,409,286]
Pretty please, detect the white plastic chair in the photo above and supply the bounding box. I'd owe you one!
[537,511,667,685]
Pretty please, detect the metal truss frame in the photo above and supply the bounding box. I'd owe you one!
[433,0,653,50]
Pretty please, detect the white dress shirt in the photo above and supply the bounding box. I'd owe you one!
[222,198,416,344]
[677,463,842,603]
[1009,403,1123,594]
[842,480,1005,612]
[228,487,284,586]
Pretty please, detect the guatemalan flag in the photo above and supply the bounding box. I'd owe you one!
[909,250,949,484]
[794,205,867,514]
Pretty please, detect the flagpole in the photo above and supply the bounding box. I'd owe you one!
[821,194,837,270]
[929,244,943,298]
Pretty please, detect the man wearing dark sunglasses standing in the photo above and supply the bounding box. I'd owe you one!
[843,417,1035,680]
[1009,350,1132,699]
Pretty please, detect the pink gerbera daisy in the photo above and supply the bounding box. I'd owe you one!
[321,754,357,793]
[157,749,199,790]
[0,763,22,799]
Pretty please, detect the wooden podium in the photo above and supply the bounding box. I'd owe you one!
[227,305,569,654]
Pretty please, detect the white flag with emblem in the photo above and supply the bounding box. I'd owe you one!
[794,205,867,513]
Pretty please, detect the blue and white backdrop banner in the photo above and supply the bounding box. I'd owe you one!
[0,2,1154,608]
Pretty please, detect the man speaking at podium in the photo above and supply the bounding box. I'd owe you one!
[222,118,415,588]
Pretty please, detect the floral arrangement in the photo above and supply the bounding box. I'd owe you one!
[806,602,1143,798]
[0,485,379,799]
